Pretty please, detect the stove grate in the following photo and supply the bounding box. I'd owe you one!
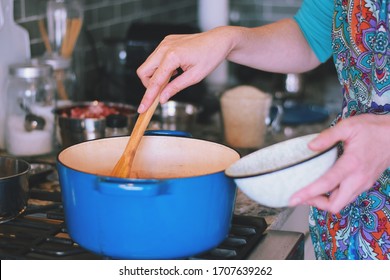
[0,206,267,260]
[194,215,267,260]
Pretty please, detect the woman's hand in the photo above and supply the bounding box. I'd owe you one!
[289,114,390,213]
[136,27,235,113]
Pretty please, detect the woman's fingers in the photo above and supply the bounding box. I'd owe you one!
[288,152,354,207]
[136,30,234,113]
[308,122,349,151]
[302,176,366,213]
[137,54,182,113]
[161,68,204,102]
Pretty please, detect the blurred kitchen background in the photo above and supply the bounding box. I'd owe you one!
[12,0,338,105]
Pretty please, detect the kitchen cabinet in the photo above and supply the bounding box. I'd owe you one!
[279,205,315,260]
[234,191,311,259]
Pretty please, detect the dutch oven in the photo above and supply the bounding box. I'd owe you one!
[57,131,240,259]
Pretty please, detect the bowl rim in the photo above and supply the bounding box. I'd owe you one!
[225,134,338,179]
[53,100,137,120]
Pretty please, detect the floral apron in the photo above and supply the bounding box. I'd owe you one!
[309,0,390,259]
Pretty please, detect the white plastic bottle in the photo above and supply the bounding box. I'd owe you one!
[0,0,31,149]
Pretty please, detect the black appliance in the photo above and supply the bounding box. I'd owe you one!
[0,162,304,260]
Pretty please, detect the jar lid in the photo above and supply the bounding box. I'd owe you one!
[9,62,53,78]
[39,55,71,70]
[106,114,128,128]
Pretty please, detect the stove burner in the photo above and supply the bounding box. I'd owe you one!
[0,164,268,260]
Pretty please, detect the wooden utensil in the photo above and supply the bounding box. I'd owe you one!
[61,18,83,59]
[38,19,52,54]
[110,93,162,178]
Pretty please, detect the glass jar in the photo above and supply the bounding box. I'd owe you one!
[39,55,77,105]
[46,0,83,57]
[5,61,56,156]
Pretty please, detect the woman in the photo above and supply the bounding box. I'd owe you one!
[136,0,390,259]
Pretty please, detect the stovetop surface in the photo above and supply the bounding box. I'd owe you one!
[0,162,268,260]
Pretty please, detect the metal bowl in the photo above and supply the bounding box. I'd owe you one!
[149,101,199,133]
[54,101,137,148]
[0,156,30,223]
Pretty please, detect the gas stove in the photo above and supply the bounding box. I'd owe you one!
[0,162,304,260]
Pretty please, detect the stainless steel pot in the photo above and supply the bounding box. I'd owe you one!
[0,156,30,223]
[54,101,137,148]
[149,101,199,133]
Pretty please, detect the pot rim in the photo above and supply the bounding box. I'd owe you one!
[57,134,241,180]
[0,156,31,180]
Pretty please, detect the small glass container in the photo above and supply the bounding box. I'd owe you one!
[40,55,77,105]
[46,0,83,57]
[105,114,129,137]
[5,61,56,156]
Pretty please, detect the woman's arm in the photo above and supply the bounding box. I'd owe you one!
[136,18,320,113]
[227,19,320,73]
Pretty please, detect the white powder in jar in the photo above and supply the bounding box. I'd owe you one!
[6,114,53,156]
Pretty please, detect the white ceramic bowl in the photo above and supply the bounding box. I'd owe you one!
[225,133,338,208]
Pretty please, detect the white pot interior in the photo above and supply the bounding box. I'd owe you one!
[58,135,240,179]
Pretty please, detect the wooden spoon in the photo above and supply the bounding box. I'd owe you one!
[110,92,162,178]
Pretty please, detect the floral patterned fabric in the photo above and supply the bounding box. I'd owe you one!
[309,0,390,259]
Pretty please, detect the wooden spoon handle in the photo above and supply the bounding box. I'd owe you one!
[110,93,161,178]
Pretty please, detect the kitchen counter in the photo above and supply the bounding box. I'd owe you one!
[234,190,291,230]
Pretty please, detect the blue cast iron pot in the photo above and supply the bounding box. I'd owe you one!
[57,131,240,259]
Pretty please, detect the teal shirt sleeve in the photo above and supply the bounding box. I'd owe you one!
[294,0,333,63]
